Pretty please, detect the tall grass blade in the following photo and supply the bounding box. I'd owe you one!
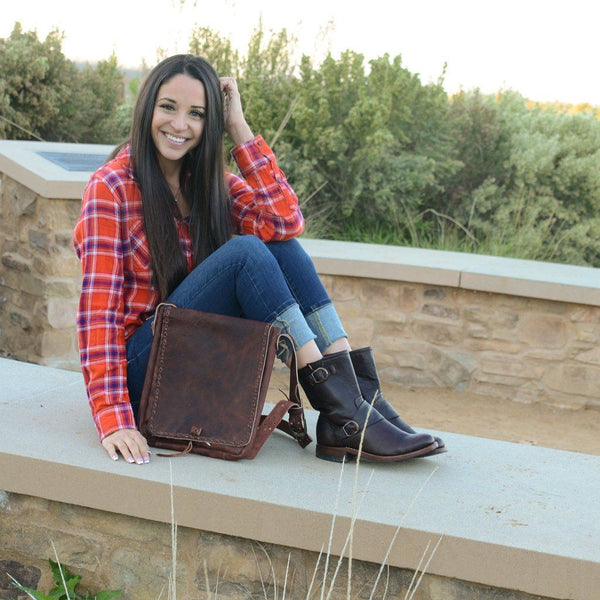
[346,395,377,600]
[269,94,300,149]
[306,544,325,600]
[51,540,71,600]
[169,460,177,600]
[368,467,438,600]
[202,561,211,600]
[299,181,329,209]
[405,535,444,600]
[403,540,431,599]
[254,542,277,600]
[325,396,377,600]
[281,552,291,600]
[320,456,346,600]
[324,469,374,600]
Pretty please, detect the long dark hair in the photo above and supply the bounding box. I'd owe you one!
[129,54,231,299]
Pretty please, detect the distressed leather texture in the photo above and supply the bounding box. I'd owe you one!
[138,304,311,460]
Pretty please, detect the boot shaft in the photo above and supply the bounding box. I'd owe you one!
[298,350,364,416]
[350,346,381,401]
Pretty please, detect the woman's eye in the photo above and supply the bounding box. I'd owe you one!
[191,110,205,119]
[159,103,175,111]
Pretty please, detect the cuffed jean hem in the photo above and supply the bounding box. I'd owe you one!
[305,302,348,352]
[273,303,316,362]
[273,303,316,347]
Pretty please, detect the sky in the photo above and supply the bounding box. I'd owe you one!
[2,0,599,105]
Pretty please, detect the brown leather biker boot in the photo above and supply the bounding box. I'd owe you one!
[350,346,447,455]
[298,350,437,462]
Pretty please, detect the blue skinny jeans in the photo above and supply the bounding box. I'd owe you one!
[125,236,347,416]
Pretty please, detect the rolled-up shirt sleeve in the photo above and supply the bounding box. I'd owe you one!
[228,135,305,240]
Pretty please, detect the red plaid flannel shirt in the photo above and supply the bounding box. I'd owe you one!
[73,136,304,440]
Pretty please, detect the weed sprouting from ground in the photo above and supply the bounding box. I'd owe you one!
[8,540,122,599]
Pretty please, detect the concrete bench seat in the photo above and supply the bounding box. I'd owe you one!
[1,357,598,600]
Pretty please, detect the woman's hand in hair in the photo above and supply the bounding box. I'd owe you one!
[101,428,151,465]
[220,76,254,145]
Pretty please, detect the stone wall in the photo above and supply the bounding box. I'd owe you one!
[320,274,600,410]
[0,175,81,370]
[0,491,557,600]
[1,172,599,409]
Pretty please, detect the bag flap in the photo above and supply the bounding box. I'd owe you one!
[144,306,279,448]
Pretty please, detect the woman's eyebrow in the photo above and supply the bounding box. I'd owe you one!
[157,96,205,109]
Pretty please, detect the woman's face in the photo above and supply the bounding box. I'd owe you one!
[151,73,207,172]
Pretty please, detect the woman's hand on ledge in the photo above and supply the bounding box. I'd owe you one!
[102,429,151,464]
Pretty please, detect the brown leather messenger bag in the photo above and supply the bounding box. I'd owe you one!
[138,303,312,460]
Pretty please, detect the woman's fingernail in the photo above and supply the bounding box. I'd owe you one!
[111,455,119,461]
[144,456,150,463]
[127,457,134,464]
[136,458,143,465]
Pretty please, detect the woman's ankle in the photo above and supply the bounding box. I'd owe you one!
[296,340,323,369]
[323,337,351,355]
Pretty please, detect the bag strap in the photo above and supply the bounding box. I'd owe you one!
[251,333,312,457]
[280,333,312,447]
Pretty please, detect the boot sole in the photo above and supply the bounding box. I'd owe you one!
[421,445,448,457]
[315,441,439,463]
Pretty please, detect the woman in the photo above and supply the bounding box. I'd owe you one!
[74,54,444,464]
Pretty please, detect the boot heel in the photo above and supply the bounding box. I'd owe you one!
[315,445,356,463]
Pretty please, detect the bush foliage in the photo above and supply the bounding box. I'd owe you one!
[1,22,599,266]
[0,23,126,143]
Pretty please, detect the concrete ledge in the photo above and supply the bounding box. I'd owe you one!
[0,140,113,199]
[1,357,598,600]
[299,238,600,307]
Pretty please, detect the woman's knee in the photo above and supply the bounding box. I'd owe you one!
[267,238,314,268]
[227,234,270,257]
[225,235,281,275]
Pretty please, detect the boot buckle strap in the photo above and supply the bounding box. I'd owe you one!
[310,367,329,384]
[342,421,360,437]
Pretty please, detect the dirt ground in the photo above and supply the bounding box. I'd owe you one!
[270,373,600,456]
[386,383,600,456]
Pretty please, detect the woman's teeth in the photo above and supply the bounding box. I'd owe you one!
[165,133,186,143]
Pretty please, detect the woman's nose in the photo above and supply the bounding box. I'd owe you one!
[171,111,186,131]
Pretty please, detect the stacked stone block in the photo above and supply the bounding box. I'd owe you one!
[321,275,600,410]
[0,175,81,370]
[0,491,556,600]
